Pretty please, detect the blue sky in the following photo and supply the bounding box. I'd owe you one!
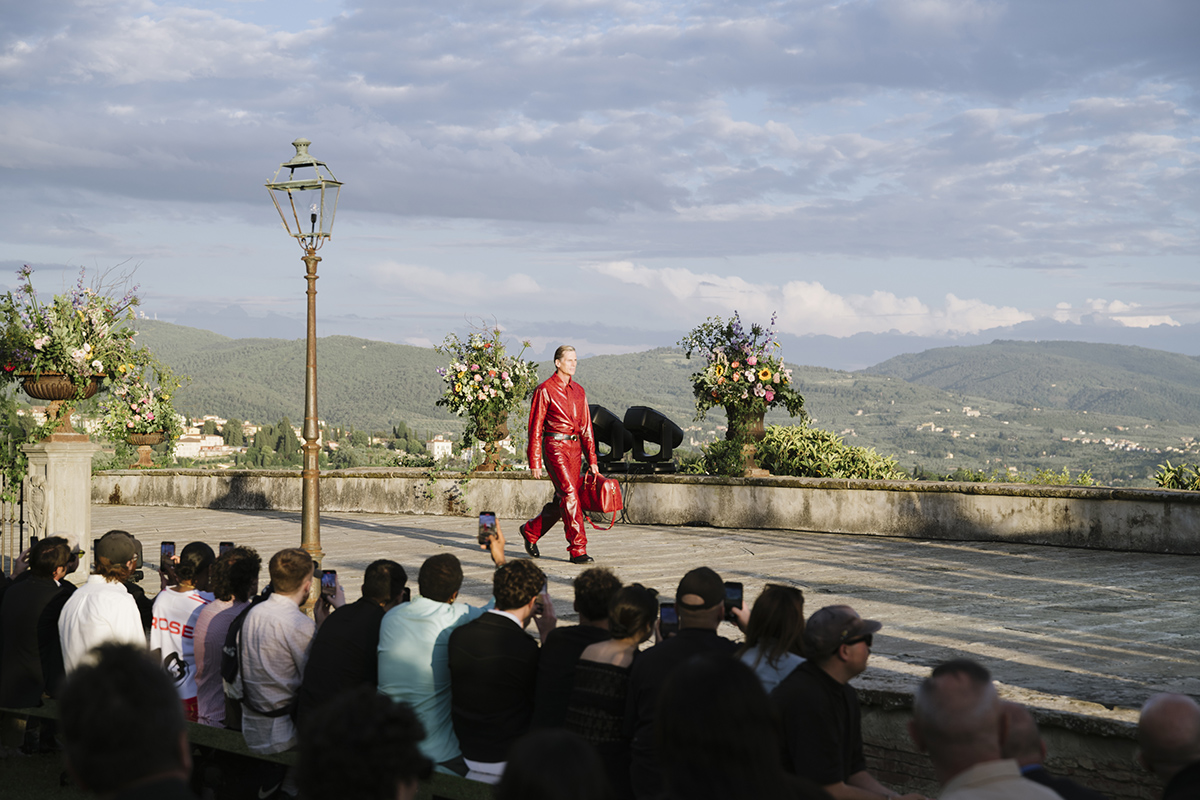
[2,0,1198,364]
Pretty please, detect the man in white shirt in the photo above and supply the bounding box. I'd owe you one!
[58,531,146,674]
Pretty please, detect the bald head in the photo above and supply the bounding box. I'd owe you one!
[1139,693,1200,782]
[999,702,1045,767]
[910,660,1002,783]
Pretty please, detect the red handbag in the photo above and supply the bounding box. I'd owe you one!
[580,473,623,530]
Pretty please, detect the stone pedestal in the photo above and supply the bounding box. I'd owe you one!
[23,438,101,573]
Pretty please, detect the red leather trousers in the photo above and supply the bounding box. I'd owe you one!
[523,439,587,557]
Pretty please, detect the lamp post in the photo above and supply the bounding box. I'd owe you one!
[266,138,342,562]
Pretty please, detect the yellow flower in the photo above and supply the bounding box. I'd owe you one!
[454,383,463,393]
[118,364,127,373]
[713,365,725,377]
[758,367,772,381]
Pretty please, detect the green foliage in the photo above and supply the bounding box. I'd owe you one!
[757,423,907,480]
[394,451,435,468]
[222,418,244,447]
[239,417,302,468]
[910,465,1095,486]
[1154,461,1200,491]
[202,420,218,435]
[700,439,748,477]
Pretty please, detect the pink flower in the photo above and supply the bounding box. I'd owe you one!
[471,364,480,371]
[765,390,775,402]
[747,356,757,366]
[145,412,155,421]
[501,371,509,380]
[126,421,134,428]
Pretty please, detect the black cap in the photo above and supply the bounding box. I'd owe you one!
[676,567,724,610]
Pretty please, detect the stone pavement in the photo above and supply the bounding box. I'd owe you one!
[94,505,1200,718]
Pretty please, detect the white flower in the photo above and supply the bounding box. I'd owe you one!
[32,335,50,350]
[91,359,103,370]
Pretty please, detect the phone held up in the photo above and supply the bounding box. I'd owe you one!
[723,581,743,622]
[321,569,337,596]
[219,541,235,556]
[659,601,679,638]
[478,511,497,545]
[160,540,176,563]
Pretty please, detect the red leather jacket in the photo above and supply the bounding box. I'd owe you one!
[526,375,598,470]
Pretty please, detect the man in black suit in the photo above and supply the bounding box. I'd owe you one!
[447,558,556,783]
[1001,701,1108,799]
[295,559,407,723]
[532,565,621,728]
[0,537,72,753]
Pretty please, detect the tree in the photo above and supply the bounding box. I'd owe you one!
[223,418,244,448]
[202,420,218,436]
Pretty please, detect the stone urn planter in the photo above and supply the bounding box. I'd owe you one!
[474,418,510,472]
[128,431,166,468]
[725,406,768,477]
[19,372,101,437]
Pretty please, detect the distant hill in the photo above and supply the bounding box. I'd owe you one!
[130,322,1200,485]
[863,340,1200,426]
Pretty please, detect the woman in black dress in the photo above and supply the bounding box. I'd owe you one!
[565,584,657,800]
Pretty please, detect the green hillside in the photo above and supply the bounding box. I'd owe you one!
[130,323,1200,486]
[863,340,1200,425]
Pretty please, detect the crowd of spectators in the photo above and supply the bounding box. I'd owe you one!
[1,524,1198,800]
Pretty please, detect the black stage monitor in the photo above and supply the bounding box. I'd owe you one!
[623,406,684,467]
[590,404,633,466]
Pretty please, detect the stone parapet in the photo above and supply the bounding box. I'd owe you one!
[93,469,1200,554]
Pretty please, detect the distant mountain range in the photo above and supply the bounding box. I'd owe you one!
[131,321,1200,485]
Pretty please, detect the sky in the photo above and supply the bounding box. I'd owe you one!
[2,0,1198,366]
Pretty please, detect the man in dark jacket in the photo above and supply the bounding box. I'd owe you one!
[448,558,555,783]
[0,536,72,751]
[295,559,407,722]
[532,566,620,728]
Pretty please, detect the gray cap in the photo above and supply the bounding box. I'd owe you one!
[803,605,882,660]
[95,531,138,566]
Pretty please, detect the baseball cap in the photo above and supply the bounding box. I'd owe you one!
[803,605,882,659]
[95,531,138,566]
[676,567,724,610]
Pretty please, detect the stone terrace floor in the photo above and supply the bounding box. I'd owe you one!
[95,505,1200,720]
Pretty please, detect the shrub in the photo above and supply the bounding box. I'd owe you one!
[1154,461,1200,491]
[756,423,906,481]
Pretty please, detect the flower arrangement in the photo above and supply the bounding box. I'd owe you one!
[0,266,141,394]
[679,311,806,431]
[435,327,540,449]
[97,362,186,445]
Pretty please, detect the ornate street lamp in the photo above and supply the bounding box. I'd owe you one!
[266,138,342,561]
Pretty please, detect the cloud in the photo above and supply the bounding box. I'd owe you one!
[1052,298,1182,328]
[366,261,543,300]
[593,261,1032,336]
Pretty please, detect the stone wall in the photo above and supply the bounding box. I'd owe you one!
[93,468,1200,554]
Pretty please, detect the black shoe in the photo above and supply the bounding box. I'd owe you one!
[569,554,595,564]
[520,525,540,558]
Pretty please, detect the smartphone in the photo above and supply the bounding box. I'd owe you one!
[723,581,744,622]
[659,601,679,638]
[321,569,337,596]
[478,511,497,545]
[29,535,39,548]
[534,580,547,615]
[219,541,235,556]
[401,586,412,604]
[93,539,101,557]
[160,541,175,563]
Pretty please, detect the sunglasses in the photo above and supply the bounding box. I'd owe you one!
[844,634,873,648]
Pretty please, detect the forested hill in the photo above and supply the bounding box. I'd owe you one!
[133,321,452,431]
[862,340,1200,426]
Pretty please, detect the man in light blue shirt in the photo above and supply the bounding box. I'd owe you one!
[378,533,505,775]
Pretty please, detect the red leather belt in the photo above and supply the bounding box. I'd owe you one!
[544,433,580,441]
